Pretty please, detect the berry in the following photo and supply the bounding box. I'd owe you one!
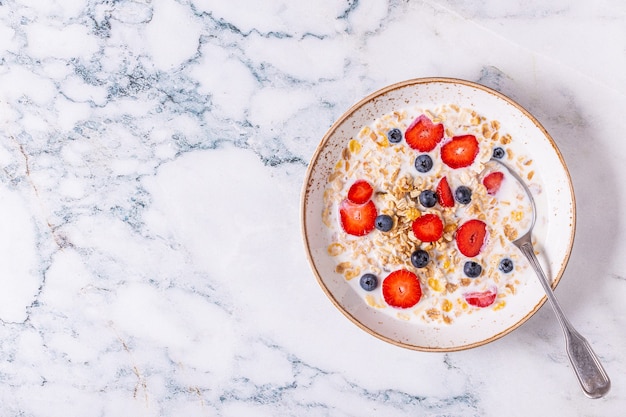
[441,135,479,169]
[404,114,444,152]
[387,128,403,143]
[374,214,394,232]
[455,219,487,257]
[463,261,482,278]
[499,258,514,273]
[464,289,497,308]
[339,199,377,236]
[493,147,505,159]
[360,273,378,291]
[436,176,454,208]
[419,190,437,208]
[414,154,433,173]
[483,171,504,195]
[412,213,444,242]
[454,186,472,204]
[347,180,373,204]
[410,249,429,268]
[382,269,422,309]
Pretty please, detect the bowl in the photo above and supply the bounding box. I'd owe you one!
[301,78,575,351]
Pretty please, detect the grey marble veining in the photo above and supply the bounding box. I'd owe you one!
[0,0,625,415]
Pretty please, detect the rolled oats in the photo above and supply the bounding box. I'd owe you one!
[322,104,539,325]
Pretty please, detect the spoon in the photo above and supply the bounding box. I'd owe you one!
[488,158,610,399]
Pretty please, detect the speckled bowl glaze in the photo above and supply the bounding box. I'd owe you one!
[301,78,575,351]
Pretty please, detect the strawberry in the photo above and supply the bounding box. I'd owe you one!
[441,135,479,169]
[411,213,443,242]
[339,199,377,236]
[436,176,454,208]
[404,115,444,152]
[455,219,487,257]
[463,289,497,308]
[483,171,504,195]
[382,269,422,308]
[347,179,373,204]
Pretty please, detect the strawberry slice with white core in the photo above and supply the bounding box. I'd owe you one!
[339,199,377,236]
[436,176,454,208]
[455,219,487,257]
[441,135,479,169]
[404,115,444,152]
[382,269,423,308]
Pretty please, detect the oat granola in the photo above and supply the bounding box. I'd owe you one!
[322,104,539,324]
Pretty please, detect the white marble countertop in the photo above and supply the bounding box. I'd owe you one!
[1,0,625,415]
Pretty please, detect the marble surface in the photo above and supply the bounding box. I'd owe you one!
[0,0,624,415]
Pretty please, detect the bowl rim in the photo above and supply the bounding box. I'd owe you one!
[301,77,577,352]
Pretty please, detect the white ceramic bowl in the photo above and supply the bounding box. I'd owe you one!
[301,78,575,351]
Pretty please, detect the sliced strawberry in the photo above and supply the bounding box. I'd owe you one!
[464,289,497,308]
[455,219,487,257]
[404,114,444,152]
[339,199,377,236]
[412,213,443,242]
[347,179,373,204]
[483,171,504,195]
[441,135,479,169]
[382,269,422,308]
[436,176,454,208]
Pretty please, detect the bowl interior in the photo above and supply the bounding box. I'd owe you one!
[302,78,575,351]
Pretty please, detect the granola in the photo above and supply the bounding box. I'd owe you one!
[323,104,539,324]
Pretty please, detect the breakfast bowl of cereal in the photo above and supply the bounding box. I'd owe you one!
[301,78,575,351]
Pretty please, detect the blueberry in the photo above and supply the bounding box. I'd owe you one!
[419,190,438,208]
[410,249,429,268]
[463,261,482,278]
[414,154,433,173]
[455,186,472,204]
[499,258,514,273]
[387,128,403,143]
[374,214,394,232]
[360,273,378,291]
[493,147,506,159]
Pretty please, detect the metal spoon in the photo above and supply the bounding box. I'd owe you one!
[488,158,610,398]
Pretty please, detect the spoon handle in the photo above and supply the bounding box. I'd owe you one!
[517,240,611,398]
